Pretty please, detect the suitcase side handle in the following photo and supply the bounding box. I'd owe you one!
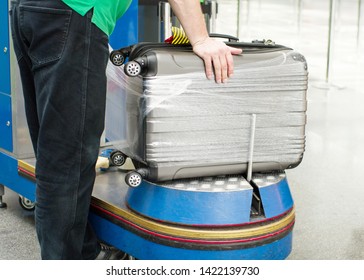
[209,33,239,42]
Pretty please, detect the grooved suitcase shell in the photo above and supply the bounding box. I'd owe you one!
[124,46,308,181]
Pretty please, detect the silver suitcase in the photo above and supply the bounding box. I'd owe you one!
[109,40,308,182]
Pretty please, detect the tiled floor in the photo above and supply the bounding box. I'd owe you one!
[0,188,39,260]
[1,0,364,260]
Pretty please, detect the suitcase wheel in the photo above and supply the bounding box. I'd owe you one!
[125,171,143,188]
[110,150,126,166]
[110,51,126,66]
[124,61,142,77]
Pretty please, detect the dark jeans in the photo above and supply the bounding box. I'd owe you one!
[10,0,109,259]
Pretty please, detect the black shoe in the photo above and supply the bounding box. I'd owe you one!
[96,243,128,260]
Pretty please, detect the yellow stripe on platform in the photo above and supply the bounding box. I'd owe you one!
[18,160,35,175]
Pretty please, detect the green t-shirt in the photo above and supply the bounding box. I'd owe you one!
[62,0,132,36]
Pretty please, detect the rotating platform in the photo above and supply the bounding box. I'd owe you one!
[90,169,295,260]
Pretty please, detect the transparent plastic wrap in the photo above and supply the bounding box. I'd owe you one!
[104,53,131,147]
[108,46,308,181]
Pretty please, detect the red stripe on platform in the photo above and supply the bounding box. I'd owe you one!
[18,167,36,179]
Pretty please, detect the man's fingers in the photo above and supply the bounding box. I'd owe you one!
[212,56,222,83]
[226,52,234,78]
[227,47,242,77]
[207,54,232,83]
[230,47,243,55]
[204,58,214,80]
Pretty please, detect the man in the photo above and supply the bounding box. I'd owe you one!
[10,0,242,259]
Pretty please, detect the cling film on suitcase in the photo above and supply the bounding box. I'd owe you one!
[105,38,308,183]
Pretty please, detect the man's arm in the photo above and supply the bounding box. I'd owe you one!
[168,0,242,83]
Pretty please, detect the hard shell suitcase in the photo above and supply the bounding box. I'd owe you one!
[109,39,308,183]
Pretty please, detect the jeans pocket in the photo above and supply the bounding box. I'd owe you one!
[9,1,22,59]
[19,5,72,68]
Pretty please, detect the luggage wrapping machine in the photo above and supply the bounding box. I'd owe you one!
[88,39,308,259]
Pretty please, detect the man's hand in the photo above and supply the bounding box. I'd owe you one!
[168,0,242,83]
[192,36,243,83]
